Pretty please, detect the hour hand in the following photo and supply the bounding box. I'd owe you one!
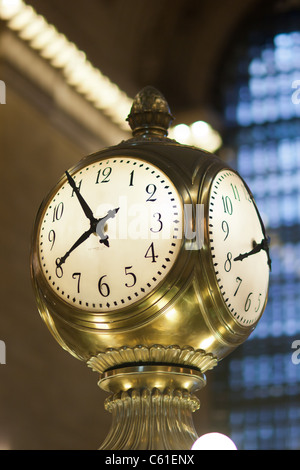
[234,237,271,268]
[96,207,120,247]
[65,171,96,224]
[56,226,93,267]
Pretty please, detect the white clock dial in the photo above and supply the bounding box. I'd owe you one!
[38,157,183,312]
[208,170,270,326]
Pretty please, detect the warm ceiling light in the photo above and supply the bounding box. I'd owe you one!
[18,14,45,40]
[171,123,191,144]
[7,3,34,29]
[0,0,22,19]
[0,0,223,145]
[30,24,57,50]
[169,121,222,153]
[0,0,132,128]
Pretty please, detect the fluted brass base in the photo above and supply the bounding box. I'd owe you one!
[97,365,206,450]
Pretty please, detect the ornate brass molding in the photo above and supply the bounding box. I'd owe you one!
[100,387,200,450]
[87,343,218,374]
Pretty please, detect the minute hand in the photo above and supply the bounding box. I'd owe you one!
[66,171,96,224]
[234,238,269,262]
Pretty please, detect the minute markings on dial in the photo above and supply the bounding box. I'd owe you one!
[208,170,267,325]
[40,158,182,311]
[51,253,176,308]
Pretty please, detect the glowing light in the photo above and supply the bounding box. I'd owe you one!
[172,123,191,144]
[192,432,237,450]
[0,0,132,129]
[191,120,210,138]
[170,120,222,152]
[7,4,34,29]
[0,1,224,140]
[18,14,46,40]
[30,25,57,50]
[39,33,69,60]
[0,0,22,19]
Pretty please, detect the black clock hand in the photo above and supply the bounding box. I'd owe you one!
[56,226,94,268]
[96,207,120,247]
[246,187,272,271]
[65,171,96,224]
[56,207,120,266]
[234,237,270,262]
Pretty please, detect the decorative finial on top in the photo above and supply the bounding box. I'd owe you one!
[126,86,174,137]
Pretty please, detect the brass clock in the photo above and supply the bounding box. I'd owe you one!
[31,86,270,450]
[38,157,183,313]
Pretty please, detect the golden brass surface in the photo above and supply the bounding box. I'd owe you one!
[100,386,201,450]
[126,85,174,136]
[87,344,217,374]
[30,87,269,449]
[98,364,206,394]
[31,142,258,362]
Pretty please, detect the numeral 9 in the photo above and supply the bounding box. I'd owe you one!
[48,229,56,250]
[222,220,229,241]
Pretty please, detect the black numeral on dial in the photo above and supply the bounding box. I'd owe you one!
[146,184,157,202]
[221,220,229,240]
[234,276,242,296]
[72,272,81,293]
[98,275,110,297]
[150,213,163,233]
[224,252,232,272]
[145,242,158,263]
[124,266,137,287]
[55,258,63,278]
[52,202,64,222]
[96,167,112,184]
[48,229,56,250]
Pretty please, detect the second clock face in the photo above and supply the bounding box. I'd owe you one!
[38,157,183,312]
[208,170,269,326]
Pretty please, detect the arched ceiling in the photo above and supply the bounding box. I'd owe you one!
[27,0,274,124]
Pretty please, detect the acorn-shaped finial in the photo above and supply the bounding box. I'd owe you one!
[126,86,174,137]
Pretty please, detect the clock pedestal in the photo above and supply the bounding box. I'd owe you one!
[95,364,205,450]
[31,86,269,450]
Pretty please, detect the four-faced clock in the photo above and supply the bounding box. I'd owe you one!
[31,87,272,451]
[38,156,183,312]
[207,169,270,326]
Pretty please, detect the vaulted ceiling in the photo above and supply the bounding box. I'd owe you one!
[0,0,291,450]
[27,0,273,124]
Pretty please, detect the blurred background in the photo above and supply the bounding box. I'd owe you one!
[1,0,300,450]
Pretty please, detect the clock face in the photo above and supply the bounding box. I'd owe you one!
[38,157,183,312]
[208,170,269,326]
